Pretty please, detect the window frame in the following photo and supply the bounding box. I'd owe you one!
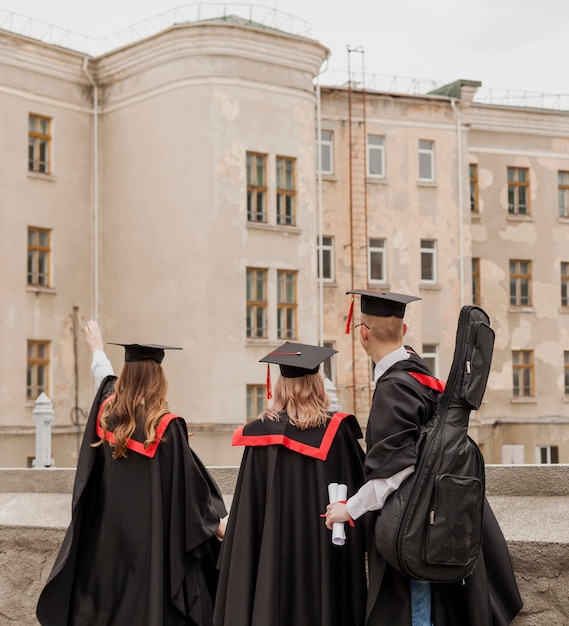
[558,171,569,218]
[246,152,268,223]
[246,384,266,422]
[422,343,439,378]
[277,270,297,340]
[27,340,50,400]
[512,350,534,397]
[418,139,435,182]
[246,267,268,339]
[28,113,52,174]
[27,226,51,287]
[317,235,334,283]
[562,262,569,308]
[470,163,479,213]
[276,156,296,226]
[420,239,437,283]
[564,350,569,396]
[322,340,336,382]
[472,257,481,306]
[368,237,387,283]
[317,130,334,175]
[367,134,385,178]
[537,445,559,464]
[509,259,532,307]
[507,166,530,216]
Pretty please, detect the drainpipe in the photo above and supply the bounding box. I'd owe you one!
[82,57,100,322]
[316,60,328,347]
[450,98,465,307]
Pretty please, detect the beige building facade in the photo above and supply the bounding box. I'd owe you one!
[1,11,568,467]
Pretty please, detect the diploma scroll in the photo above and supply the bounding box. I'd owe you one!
[328,482,348,546]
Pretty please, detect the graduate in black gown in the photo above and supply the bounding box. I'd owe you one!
[326,290,523,626]
[36,321,227,626]
[214,342,367,626]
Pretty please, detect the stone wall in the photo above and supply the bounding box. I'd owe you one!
[0,465,568,625]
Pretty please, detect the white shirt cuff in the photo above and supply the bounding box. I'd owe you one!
[91,350,115,389]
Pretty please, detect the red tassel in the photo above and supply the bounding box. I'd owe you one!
[345,297,354,334]
[266,364,272,400]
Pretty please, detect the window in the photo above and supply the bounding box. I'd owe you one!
[512,350,534,397]
[322,341,336,382]
[558,171,569,218]
[246,152,267,222]
[27,227,51,287]
[369,238,387,282]
[418,139,435,181]
[420,239,437,282]
[276,156,296,226]
[564,351,569,395]
[246,268,267,338]
[537,446,559,464]
[509,260,532,306]
[367,134,385,178]
[472,258,481,305]
[507,167,529,215]
[246,385,265,421]
[28,114,51,174]
[317,236,334,282]
[277,270,297,340]
[470,164,479,213]
[317,130,333,175]
[562,262,569,307]
[27,340,50,399]
[422,344,439,377]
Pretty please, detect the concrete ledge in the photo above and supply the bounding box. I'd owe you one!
[1,465,569,625]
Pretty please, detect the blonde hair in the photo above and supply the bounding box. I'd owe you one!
[261,372,330,430]
[93,359,170,459]
[362,313,404,343]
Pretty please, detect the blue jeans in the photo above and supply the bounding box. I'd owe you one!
[410,579,433,626]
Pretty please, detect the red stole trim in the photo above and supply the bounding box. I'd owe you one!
[406,371,446,393]
[96,395,179,458]
[231,412,351,461]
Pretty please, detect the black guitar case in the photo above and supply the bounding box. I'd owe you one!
[374,305,495,582]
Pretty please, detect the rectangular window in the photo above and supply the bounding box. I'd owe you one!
[512,350,534,397]
[27,227,51,287]
[246,268,267,338]
[507,167,530,215]
[509,260,532,306]
[369,238,387,282]
[558,171,569,218]
[246,152,267,222]
[27,340,50,400]
[246,384,266,421]
[420,239,437,282]
[277,270,297,340]
[28,114,51,174]
[472,258,481,306]
[276,156,296,226]
[367,134,385,178]
[562,262,569,307]
[564,351,569,395]
[317,236,334,282]
[538,446,559,464]
[418,139,435,181]
[317,130,333,175]
[422,343,439,378]
[470,164,479,213]
[322,341,336,382]
[501,444,525,464]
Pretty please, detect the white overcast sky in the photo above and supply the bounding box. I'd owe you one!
[0,0,567,95]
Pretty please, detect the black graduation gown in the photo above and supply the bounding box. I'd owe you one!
[364,348,522,626]
[36,376,227,626]
[214,412,367,626]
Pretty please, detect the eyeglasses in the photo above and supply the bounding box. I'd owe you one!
[354,323,370,332]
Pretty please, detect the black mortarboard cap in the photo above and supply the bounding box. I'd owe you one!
[108,342,182,364]
[347,289,421,319]
[260,341,337,378]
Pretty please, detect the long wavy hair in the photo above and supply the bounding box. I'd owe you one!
[260,372,330,430]
[93,359,170,459]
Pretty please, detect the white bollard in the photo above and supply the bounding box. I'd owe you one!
[32,392,55,468]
